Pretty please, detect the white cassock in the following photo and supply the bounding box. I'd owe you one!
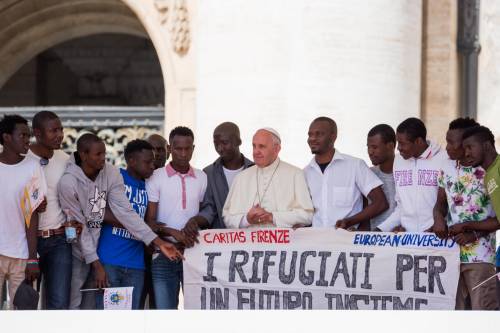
[222,158,314,228]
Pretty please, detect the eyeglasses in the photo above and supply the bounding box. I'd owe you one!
[40,158,49,166]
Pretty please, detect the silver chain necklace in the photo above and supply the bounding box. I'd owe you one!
[255,159,281,206]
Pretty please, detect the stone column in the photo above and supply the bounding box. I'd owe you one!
[196,0,422,167]
[420,0,459,146]
[478,0,500,148]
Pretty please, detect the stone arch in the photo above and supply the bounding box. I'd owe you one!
[0,0,196,130]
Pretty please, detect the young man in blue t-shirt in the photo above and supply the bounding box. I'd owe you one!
[96,140,156,309]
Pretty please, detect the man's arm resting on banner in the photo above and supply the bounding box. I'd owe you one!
[145,201,192,251]
[453,231,483,245]
[107,179,182,259]
[375,206,402,232]
[448,217,500,235]
[355,196,371,231]
[375,187,403,232]
[183,215,210,244]
[336,186,388,230]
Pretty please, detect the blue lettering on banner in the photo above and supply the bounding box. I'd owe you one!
[352,233,454,249]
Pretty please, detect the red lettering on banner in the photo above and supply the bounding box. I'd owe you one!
[203,233,212,243]
[250,229,290,244]
[203,231,247,244]
[203,230,290,244]
[217,233,226,243]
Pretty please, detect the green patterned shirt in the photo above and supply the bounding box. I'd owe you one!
[439,159,496,264]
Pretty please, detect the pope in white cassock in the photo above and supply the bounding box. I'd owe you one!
[223,127,313,228]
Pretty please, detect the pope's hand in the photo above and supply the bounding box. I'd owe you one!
[247,205,273,224]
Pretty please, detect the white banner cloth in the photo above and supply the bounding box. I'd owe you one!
[184,228,460,310]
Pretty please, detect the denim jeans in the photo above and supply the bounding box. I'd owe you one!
[139,251,156,309]
[151,253,183,309]
[37,234,72,309]
[69,256,95,310]
[95,264,145,310]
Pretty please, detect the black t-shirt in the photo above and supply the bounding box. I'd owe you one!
[317,161,331,173]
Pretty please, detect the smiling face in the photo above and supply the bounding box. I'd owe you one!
[307,120,336,155]
[396,132,426,160]
[252,130,280,167]
[34,117,64,150]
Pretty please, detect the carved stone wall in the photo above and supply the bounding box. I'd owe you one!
[154,0,191,55]
[62,127,162,167]
[0,0,198,155]
[0,106,165,166]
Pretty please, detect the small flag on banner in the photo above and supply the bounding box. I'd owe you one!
[103,287,134,310]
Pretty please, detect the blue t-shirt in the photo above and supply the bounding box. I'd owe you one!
[496,246,500,267]
[97,169,148,270]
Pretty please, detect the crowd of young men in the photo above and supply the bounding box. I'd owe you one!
[0,111,499,310]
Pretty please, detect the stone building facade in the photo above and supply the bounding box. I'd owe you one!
[0,0,497,167]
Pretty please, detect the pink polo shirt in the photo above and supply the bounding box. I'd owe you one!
[146,163,207,231]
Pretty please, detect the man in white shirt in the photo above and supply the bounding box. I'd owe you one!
[0,115,44,309]
[304,117,388,229]
[28,111,73,309]
[377,117,448,232]
[145,126,207,309]
[223,128,313,228]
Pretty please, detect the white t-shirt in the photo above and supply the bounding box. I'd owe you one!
[0,156,46,259]
[28,149,69,230]
[304,151,383,228]
[223,165,244,189]
[146,164,207,239]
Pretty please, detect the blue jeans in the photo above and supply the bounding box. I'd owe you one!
[37,234,72,309]
[96,264,145,310]
[151,253,183,309]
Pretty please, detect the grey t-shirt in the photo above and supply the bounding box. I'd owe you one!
[370,166,396,230]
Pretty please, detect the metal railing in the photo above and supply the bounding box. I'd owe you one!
[0,106,165,166]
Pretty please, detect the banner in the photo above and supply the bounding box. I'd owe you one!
[184,228,460,310]
[103,287,134,310]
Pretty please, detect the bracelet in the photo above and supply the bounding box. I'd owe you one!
[27,259,39,265]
